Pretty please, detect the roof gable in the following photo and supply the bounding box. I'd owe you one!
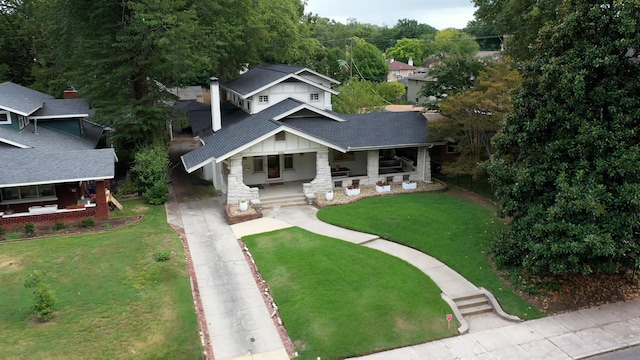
[223,63,339,98]
[387,60,417,71]
[0,82,53,116]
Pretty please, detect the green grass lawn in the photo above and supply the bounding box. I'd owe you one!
[243,227,458,360]
[317,193,545,320]
[0,200,202,359]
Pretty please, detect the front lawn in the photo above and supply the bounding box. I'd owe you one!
[317,193,545,320]
[243,227,458,360]
[0,200,202,359]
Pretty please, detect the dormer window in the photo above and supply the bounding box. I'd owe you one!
[0,111,10,124]
[18,115,29,129]
[258,95,269,104]
[310,93,319,102]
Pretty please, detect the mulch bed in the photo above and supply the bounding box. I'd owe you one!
[0,216,143,242]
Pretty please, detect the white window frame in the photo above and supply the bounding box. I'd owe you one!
[253,157,264,172]
[258,95,269,104]
[310,93,319,102]
[0,110,10,125]
[18,115,29,129]
[0,184,57,205]
[284,154,294,170]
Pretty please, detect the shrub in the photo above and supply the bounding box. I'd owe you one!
[24,223,35,235]
[154,251,171,262]
[131,142,170,205]
[80,218,95,228]
[0,226,5,239]
[53,222,65,231]
[24,270,57,322]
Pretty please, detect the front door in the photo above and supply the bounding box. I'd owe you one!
[267,155,281,180]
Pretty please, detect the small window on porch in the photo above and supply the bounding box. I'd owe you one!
[258,95,269,104]
[284,154,294,169]
[253,158,264,172]
[275,131,286,141]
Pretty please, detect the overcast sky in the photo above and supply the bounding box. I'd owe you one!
[304,0,476,30]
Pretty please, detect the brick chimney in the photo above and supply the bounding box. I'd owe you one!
[64,87,79,99]
[210,77,221,132]
[408,57,413,66]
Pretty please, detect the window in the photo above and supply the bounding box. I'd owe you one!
[275,131,286,141]
[284,154,294,169]
[446,141,459,153]
[310,93,319,102]
[258,95,269,104]
[0,185,57,203]
[0,111,10,124]
[253,157,264,172]
[18,115,29,129]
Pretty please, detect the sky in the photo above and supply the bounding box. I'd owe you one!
[304,0,477,30]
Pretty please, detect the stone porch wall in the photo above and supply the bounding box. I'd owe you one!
[226,157,259,204]
[303,149,332,195]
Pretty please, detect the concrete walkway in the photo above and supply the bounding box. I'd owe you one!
[165,156,640,360]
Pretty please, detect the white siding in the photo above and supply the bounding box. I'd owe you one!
[249,83,330,114]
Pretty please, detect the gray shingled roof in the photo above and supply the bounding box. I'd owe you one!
[0,82,53,115]
[284,111,429,150]
[0,120,104,151]
[31,99,90,118]
[181,98,431,172]
[223,64,306,96]
[0,148,116,187]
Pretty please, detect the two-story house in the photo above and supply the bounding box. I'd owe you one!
[181,63,437,206]
[0,82,116,227]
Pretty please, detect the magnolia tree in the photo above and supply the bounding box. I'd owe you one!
[485,0,640,276]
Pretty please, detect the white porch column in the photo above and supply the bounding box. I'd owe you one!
[226,156,259,204]
[305,149,332,195]
[414,146,432,183]
[366,150,379,185]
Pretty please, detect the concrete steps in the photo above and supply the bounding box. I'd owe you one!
[452,291,493,317]
[259,193,307,209]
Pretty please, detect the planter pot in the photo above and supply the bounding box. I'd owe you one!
[402,181,417,190]
[383,185,391,192]
[239,201,249,212]
[325,191,334,201]
[376,185,385,193]
[345,187,361,196]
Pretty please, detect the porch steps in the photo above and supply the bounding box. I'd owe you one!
[259,193,308,209]
[452,291,494,317]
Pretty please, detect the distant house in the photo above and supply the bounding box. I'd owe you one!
[180,63,438,205]
[0,82,116,227]
[386,59,417,81]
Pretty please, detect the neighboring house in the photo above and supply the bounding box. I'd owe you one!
[406,72,435,105]
[0,82,115,227]
[386,59,417,81]
[181,63,437,205]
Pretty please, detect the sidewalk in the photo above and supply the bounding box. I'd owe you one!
[234,206,640,359]
[348,300,640,359]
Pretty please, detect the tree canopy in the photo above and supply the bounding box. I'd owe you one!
[347,37,388,82]
[419,54,485,108]
[427,28,479,57]
[386,38,425,65]
[485,0,640,276]
[433,60,522,178]
[472,0,561,60]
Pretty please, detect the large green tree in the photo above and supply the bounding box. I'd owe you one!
[386,38,425,65]
[472,0,561,60]
[485,0,640,276]
[427,28,479,57]
[346,37,388,82]
[419,54,485,107]
[0,0,38,84]
[433,60,522,178]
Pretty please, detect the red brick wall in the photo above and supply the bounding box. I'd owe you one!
[0,208,97,230]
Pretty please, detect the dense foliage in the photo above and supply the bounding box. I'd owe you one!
[333,78,404,114]
[131,142,170,205]
[433,60,522,177]
[485,0,640,276]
